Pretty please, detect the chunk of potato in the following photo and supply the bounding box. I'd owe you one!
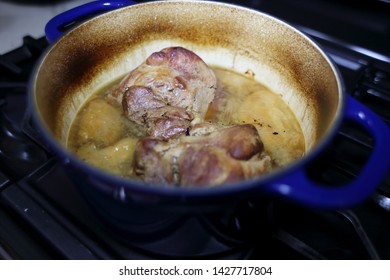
[76,137,139,177]
[233,90,305,167]
[75,98,125,147]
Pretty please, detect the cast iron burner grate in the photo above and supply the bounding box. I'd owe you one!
[1,35,390,260]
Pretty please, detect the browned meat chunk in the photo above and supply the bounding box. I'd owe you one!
[107,46,272,187]
[108,47,217,139]
[133,124,271,187]
[122,85,194,139]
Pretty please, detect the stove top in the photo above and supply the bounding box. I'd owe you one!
[1,0,390,260]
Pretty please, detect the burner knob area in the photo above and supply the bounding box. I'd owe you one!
[200,198,278,247]
[0,108,48,180]
[231,198,277,239]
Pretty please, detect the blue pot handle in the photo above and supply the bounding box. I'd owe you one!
[45,0,137,43]
[266,95,390,209]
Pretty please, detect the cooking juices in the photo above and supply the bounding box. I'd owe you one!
[67,67,305,182]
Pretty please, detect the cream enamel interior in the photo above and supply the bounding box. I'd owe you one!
[34,0,342,162]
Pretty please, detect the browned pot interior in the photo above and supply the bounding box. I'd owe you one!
[32,0,343,175]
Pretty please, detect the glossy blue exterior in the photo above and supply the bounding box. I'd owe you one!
[42,0,390,210]
[265,96,390,208]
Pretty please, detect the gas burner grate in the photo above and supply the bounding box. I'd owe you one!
[0,36,48,78]
[353,65,390,124]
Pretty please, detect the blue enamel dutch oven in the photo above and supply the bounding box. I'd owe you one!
[29,0,390,229]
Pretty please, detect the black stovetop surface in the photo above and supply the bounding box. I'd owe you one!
[1,0,390,259]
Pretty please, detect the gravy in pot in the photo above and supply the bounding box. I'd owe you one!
[208,68,305,168]
[68,66,305,184]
